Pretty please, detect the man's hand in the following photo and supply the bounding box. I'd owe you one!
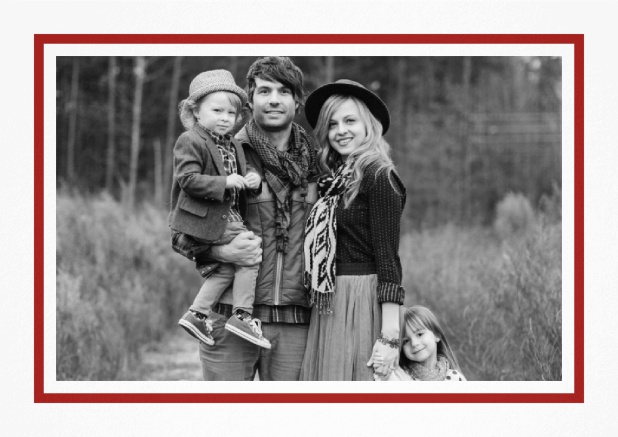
[226,174,246,190]
[209,231,262,266]
[244,172,261,190]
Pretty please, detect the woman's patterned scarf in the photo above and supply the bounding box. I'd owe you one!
[405,356,449,381]
[246,120,315,253]
[303,160,354,314]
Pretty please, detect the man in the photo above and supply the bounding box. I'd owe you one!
[197,57,318,381]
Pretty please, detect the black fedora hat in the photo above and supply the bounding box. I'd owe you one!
[304,79,390,134]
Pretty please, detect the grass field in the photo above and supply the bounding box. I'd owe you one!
[400,220,561,380]
[56,190,561,381]
[56,191,202,380]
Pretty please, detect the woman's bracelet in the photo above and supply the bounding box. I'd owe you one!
[377,333,400,349]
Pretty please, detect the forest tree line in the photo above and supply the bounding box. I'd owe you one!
[55,56,561,228]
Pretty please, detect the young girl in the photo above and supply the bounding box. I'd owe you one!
[169,69,270,349]
[375,306,466,381]
[300,79,406,381]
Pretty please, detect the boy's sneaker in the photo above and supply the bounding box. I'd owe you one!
[224,313,271,349]
[178,311,214,346]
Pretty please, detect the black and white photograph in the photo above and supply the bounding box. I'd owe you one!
[54,55,563,384]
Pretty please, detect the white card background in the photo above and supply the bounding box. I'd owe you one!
[2,1,615,436]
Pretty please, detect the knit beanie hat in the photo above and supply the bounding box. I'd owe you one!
[188,69,248,106]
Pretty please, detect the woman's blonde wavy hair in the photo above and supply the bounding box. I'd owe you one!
[313,95,395,207]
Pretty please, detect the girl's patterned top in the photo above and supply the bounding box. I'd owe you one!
[384,366,467,381]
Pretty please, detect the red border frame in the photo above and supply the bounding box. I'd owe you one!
[35,34,584,403]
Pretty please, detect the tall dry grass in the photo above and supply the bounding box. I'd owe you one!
[56,191,201,380]
[400,192,562,380]
[56,188,561,381]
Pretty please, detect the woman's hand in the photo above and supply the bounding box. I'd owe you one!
[367,341,399,379]
[367,354,392,379]
[368,302,401,379]
[367,352,386,381]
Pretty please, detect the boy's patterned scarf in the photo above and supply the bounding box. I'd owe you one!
[246,120,316,253]
[201,126,232,147]
[303,160,354,314]
[405,356,449,381]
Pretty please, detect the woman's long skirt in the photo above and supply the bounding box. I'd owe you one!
[300,274,381,381]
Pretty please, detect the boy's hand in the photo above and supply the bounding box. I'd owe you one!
[225,174,246,190]
[244,172,261,190]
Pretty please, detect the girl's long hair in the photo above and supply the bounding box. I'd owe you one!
[313,95,395,207]
[399,305,462,372]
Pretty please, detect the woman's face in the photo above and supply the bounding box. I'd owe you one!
[402,322,439,368]
[327,99,367,160]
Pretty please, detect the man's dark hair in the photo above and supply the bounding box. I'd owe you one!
[245,57,306,107]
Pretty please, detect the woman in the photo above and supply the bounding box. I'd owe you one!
[301,79,406,381]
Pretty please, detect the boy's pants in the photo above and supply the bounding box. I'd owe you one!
[190,221,259,316]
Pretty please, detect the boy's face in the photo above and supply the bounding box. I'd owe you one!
[193,91,238,135]
[250,78,298,132]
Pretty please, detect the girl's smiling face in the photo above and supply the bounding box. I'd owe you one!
[402,322,440,369]
[327,99,367,160]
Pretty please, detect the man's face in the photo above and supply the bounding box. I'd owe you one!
[250,78,298,132]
